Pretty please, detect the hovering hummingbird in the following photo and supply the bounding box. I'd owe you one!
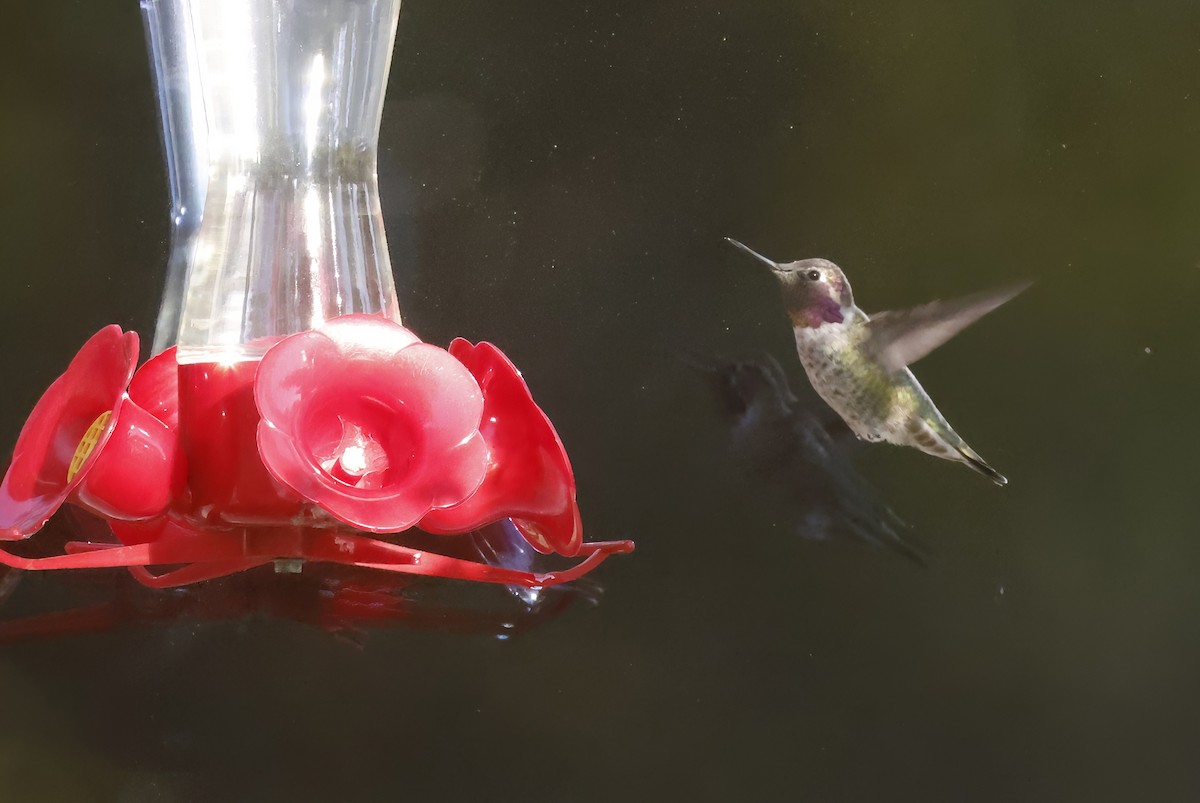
[726,238,1027,486]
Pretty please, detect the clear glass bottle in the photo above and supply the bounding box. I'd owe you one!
[142,0,404,525]
[143,0,403,361]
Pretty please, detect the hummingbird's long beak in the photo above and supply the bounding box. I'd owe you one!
[724,237,781,272]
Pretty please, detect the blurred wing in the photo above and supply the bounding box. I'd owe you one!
[866,281,1031,373]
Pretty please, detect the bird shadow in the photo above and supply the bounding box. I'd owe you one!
[683,349,927,565]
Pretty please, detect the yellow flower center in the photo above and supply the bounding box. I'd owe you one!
[67,411,112,483]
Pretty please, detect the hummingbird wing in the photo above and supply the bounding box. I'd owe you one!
[865,281,1031,373]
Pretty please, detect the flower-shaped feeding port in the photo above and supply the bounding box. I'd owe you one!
[420,340,585,556]
[255,315,489,533]
[0,326,182,538]
[0,319,633,590]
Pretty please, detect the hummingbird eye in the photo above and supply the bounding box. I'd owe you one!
[805,269,821,281]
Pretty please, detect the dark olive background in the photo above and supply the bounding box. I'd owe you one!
[3,2,1200,801]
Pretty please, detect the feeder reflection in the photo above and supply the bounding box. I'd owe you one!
[705,354,923,563]
[473,518,573,607]
[0,514,595,645]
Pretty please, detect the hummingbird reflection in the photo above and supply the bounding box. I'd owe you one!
[705,353,922,563]
[726,238,1027,486]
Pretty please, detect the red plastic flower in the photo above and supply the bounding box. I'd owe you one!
[255,315,489,532]
[0,320,633,590]
[0,326,182,538]
[419,340,583,556]
[127,345,180,430]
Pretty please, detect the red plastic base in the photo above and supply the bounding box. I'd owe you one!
[0,518,634,590]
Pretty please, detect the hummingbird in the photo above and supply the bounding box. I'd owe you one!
[725,238,1027,486]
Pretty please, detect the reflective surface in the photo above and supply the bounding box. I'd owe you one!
[3,2,1200,800]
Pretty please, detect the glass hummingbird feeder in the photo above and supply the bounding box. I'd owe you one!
[0,0,633,590]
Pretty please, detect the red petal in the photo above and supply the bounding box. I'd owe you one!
[419,340,583,556]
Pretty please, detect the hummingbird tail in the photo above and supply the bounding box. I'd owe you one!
[955,444,1008,487]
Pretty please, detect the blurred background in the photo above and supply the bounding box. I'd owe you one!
[3,1,1200,800]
